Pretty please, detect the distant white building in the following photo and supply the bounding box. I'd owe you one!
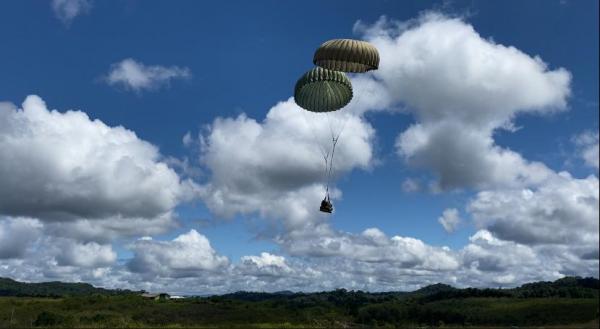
[140,292,170,300]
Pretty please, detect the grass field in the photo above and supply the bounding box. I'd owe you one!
[0,294,598,328]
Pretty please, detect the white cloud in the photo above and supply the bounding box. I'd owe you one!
[277,227,459,271]
[461,230,540,273]
[238,252,292,277]
[357,13,570,189]
[396,121,554,189]
[457,230,559,286]
[241,252,289,269]
[0,220,121,285]
[573,130,599,169]
[105,58,191,92]
[468,173,599,249]
[51,0,92,25]
[0,95,196,225]
[457,229,598,287]
[196,98,373,231]
[342,75,397,115]
[128,229,229,278]
[366,13,570,125]
[438,208,461,233]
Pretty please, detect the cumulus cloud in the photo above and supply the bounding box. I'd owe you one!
[457,229,598,287]
[357,13,570,189]
[196,98,374,231]
[241,252,289,269]
[438,208,461,233]
[128,230,229,278]
[461,230,540,273]
[468,173,599,249]
[238,252,292,277]
[51,0,92,25]
[43,213,177,243]
[277,227,459,271]
[573,130,599,169]
[0,95,196,225]
[0,217,43,259]
[458,230,557,286]
[365,13,570,125]
[396,121,554,189]
[105,58,191,92]
[0,219,121,285]
[55,240,116,268]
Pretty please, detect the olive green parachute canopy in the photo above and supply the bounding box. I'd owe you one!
[294,67,353,113]
[313,39,380,73]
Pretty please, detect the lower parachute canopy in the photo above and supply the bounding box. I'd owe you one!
[294,67,353,113]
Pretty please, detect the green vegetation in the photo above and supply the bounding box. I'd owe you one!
[0,276,598,328]
[0,277,134,298]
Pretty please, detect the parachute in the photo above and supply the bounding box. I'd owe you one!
[293,38,379,213]
[313,39,380,73]
[294,67,353,113]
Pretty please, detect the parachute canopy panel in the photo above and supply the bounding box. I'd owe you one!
[294,67,353,113]
[313,39,380,73]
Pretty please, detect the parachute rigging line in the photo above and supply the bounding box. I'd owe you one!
[324,135,339,199]
[322,81,367,199]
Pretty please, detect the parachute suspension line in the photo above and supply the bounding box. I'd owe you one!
[324,134,339,200]
[325,76,369,152]
[323,111,337,200]
[325,112,336,142]
[321,81,368,200]
[298,108,331,195]
[328,75,368,150]
[322,78,372,200]
[323,112,335,199]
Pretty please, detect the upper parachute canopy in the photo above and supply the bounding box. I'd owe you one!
[313,39,380,73]
[294,67,353,113]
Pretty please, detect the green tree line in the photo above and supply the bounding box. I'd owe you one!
[0,276,597,327]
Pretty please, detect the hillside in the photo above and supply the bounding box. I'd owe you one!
[2,275,598,299]
[0,277,135,297]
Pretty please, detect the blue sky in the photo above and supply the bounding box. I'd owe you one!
[0,0,598,293]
